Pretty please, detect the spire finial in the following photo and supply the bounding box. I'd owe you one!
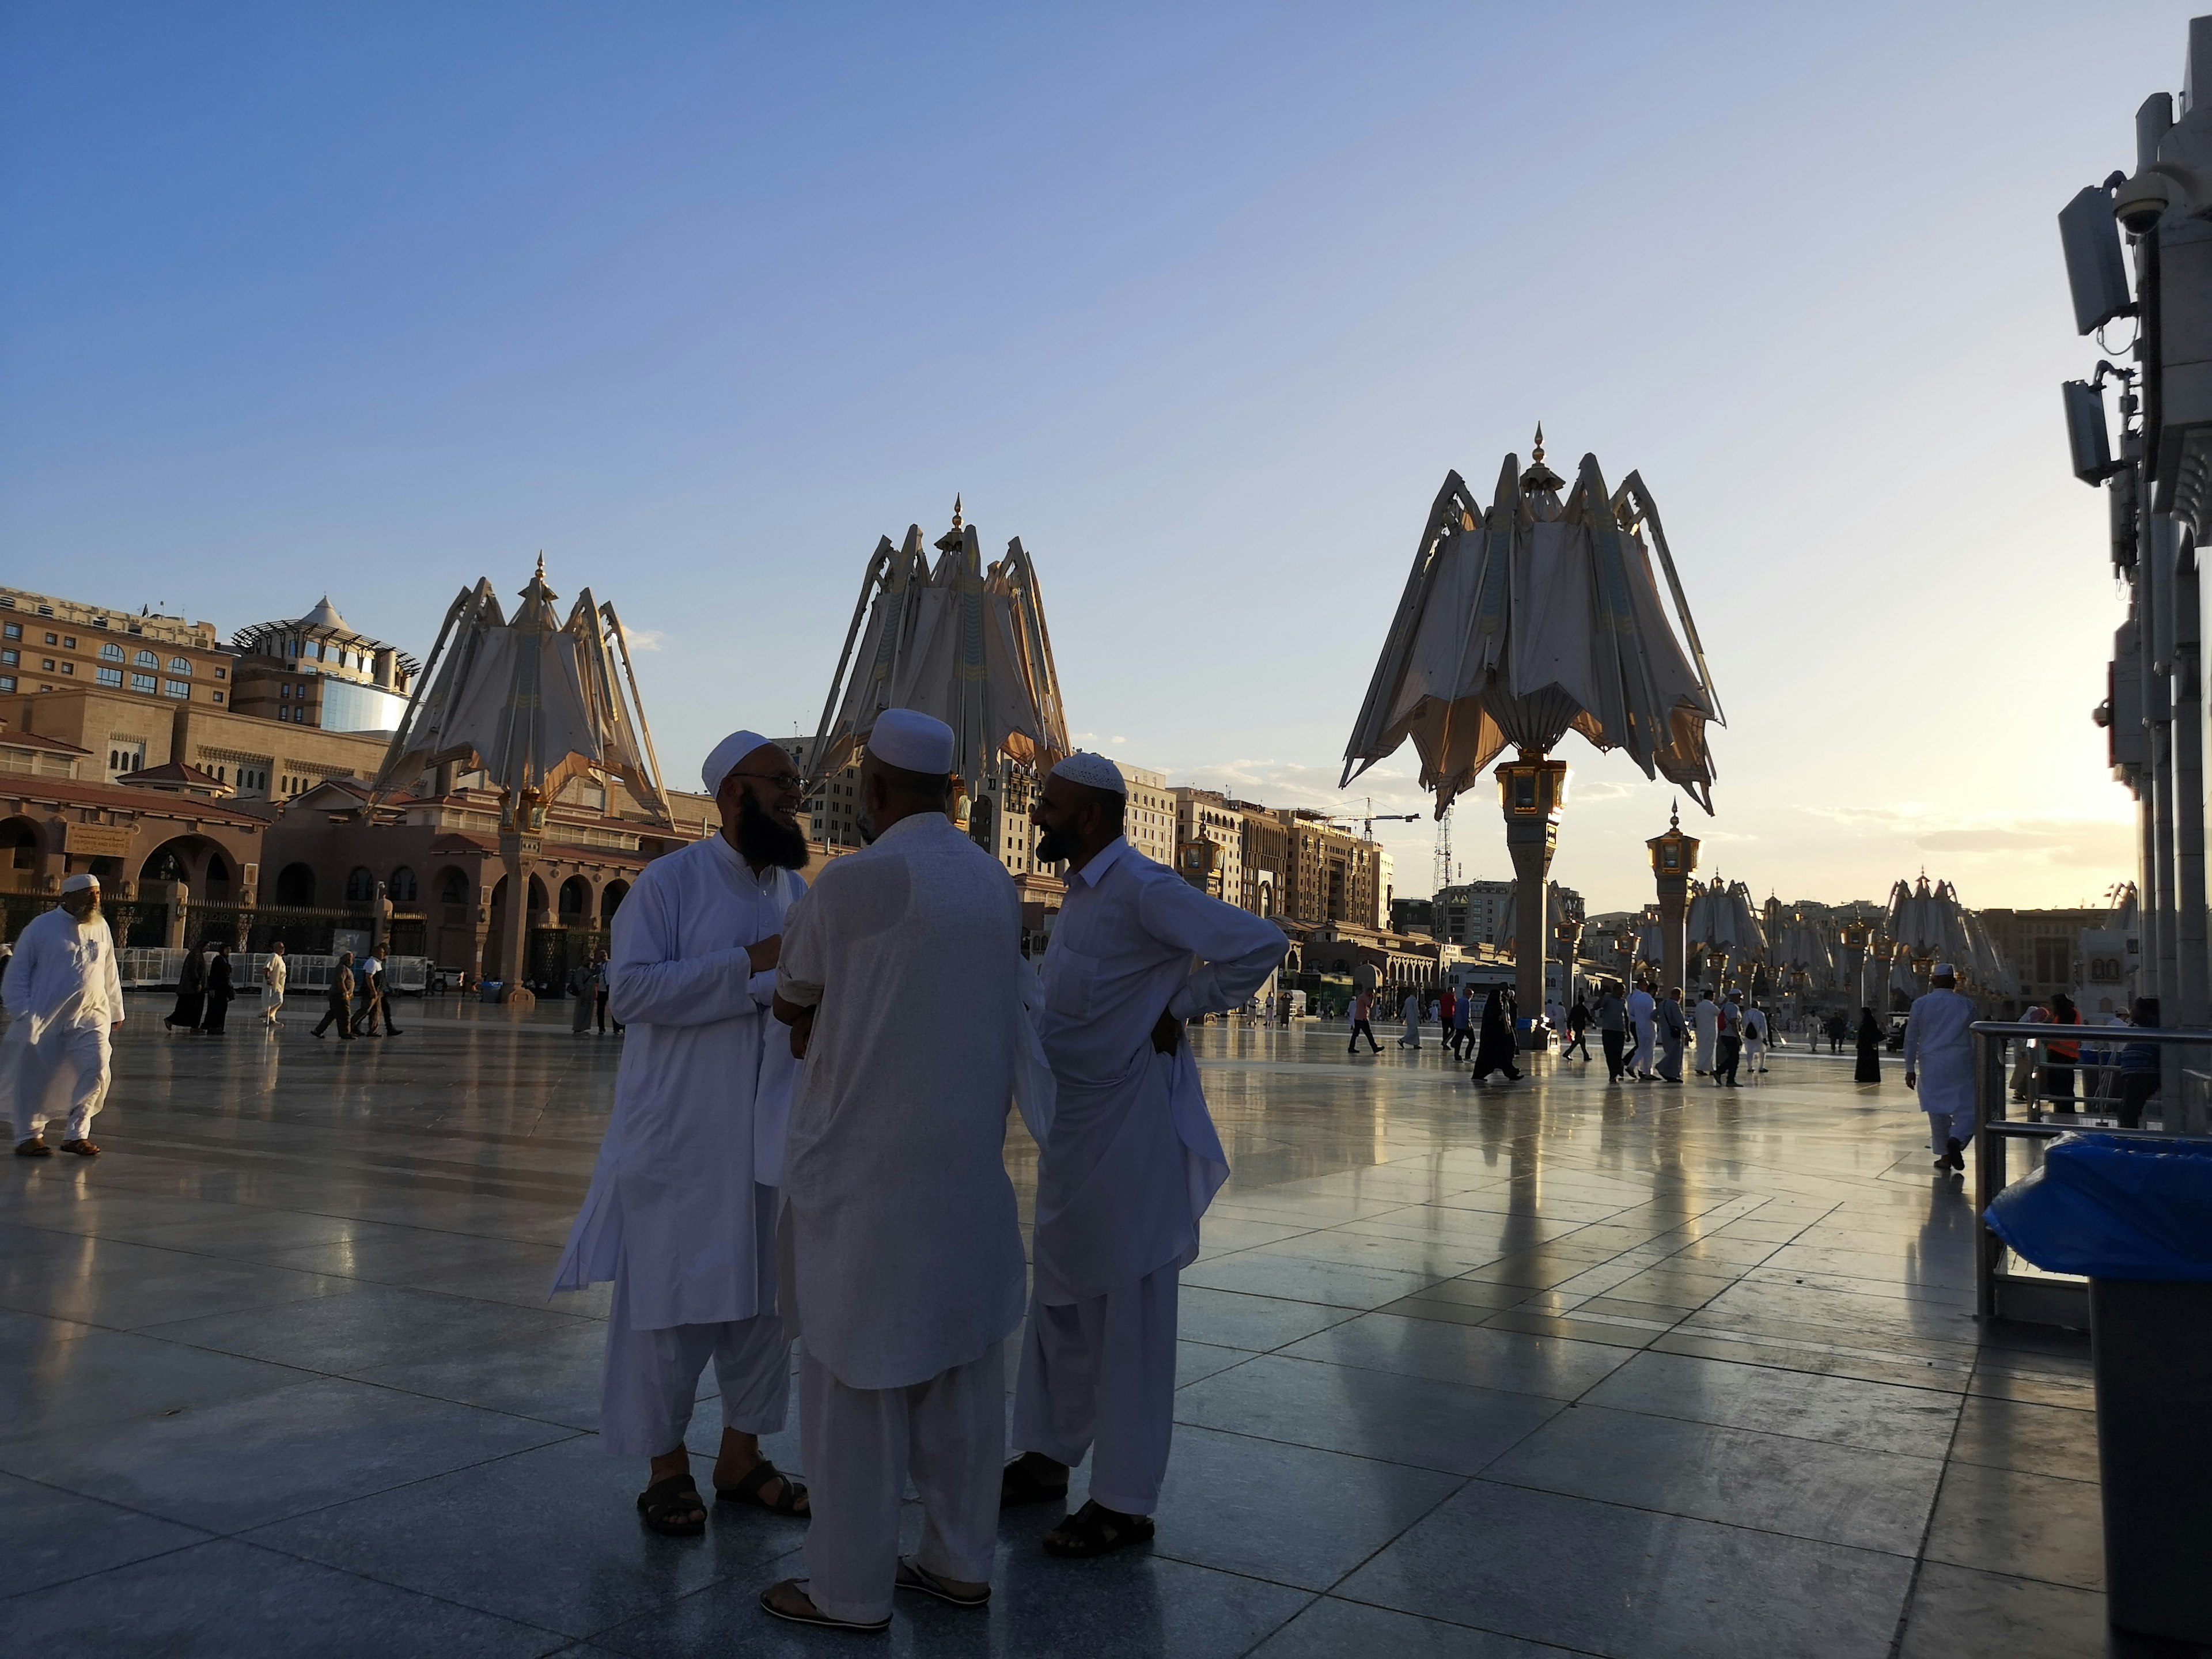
[1669,795,1679,831]
[950,494,964,532]
[535,551,546,580]
[1531,422,1545,463]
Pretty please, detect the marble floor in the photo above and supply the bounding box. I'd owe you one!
[0,1001,2152,1657]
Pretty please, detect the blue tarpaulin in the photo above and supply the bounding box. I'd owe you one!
[1985,1135,2212,1281]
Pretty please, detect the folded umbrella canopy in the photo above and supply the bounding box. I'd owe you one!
[1773,916,1838,988]
[1687,877,1767,974]
[1341,438,1722,815]
[805,502,1068,798]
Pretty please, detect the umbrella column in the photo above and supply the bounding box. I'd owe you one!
[1498,752,1568,1030]
[1646,801,1699,995]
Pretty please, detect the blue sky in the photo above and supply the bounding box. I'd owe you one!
[1,2,2189,912]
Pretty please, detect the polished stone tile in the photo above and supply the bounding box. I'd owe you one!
[1948,1395,2101,1484]
[1174,1354,1560,1475]
[140,1279,597,1374]
[1896,1562,2114,1659]
[247,1433,787,1636]
[0,1374,574,1532]
[0,1471,209,1596]
[0,1324,314,1438]
[1145,1424,1460,1590]
[1251,1595,1576,1657]
[1282,1311,1634,1400]
[0,1537,567,1657]
[1174,1339,1252,1388]
[1176,1286,1357,1352]
[1341,1478,1914,1657]
[1924,1460,2105,1591]
[1585,1349,1961,1458]
[350,1317,616,1429]
[1485,1402,1942,1554]
[1652,1326,1976,1393]
[1180,1252,1445,1311]
[0,1238,350,1331]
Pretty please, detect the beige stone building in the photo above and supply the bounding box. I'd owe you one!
[1174,789,1245,903]
[226,597,420,735]
[1,586,237,714]
[1117,763,1175,868]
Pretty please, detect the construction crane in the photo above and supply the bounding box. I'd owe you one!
[1329,797,1420,840]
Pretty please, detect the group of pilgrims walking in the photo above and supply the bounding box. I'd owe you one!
[547,712,1287,1633]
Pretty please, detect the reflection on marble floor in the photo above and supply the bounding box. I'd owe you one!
[0,1002,2131,1657]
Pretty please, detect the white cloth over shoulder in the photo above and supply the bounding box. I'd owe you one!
[1904,987,1978,1118]
[0,907,122,1130]
[551,831,801,1329]
[1032,838,1289,1305]
[775,811,1029,1391]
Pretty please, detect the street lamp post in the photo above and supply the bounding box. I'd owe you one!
[1646,801,1699,996]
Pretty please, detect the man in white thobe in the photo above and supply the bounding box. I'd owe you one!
[1905,964,1977,1173]
[760,709,1033,1634]
[1626,980,1656,1080]
[1693,988,1720,1075]
[262,941,287,1028]
[1005,753,1289,1556]
[6,874,123,1158]
[552,729,813,1536]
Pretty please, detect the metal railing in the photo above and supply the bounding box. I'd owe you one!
[1972,1020,2212,1327]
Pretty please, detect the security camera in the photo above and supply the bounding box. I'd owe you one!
[2115,171,2172,233]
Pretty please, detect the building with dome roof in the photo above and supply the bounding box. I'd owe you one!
[229,597,423,736]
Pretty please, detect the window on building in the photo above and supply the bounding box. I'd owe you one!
[214,666,226,679]
[0,677,13,693]
[1,650,13,665]
[130,672,156,693]
[211,691,224,703]
[389,866,418,903]
[344,866,375,903]
[163,680,189,698]
[62,636,75,649]
[279,684,290,697]
[134,649,157,667]
[59,662,71,675]
[96,667,122,687]
[1,623,16,639]
[43,632,56,645]
[168,658,190,674]
[99,643,122,661]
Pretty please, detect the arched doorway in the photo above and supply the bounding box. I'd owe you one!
[275,863,316,906]
[601,880,630,923]
[558,876,592,925]
[0,817,37,897]
[389,866,418,903]
[344,866,376,903]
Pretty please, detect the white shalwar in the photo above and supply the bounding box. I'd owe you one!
[551,831,803,1457]
[1743,1007,1769,1073]
[775,811,1032,1626]
[1693,996,1719,1074]
[1017,838,1287,1516]
[1626,986,1655,1075]
[1904,987,1978,1153]
[2,907,123,1143]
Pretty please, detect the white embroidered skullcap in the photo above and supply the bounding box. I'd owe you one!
[61,873,99,892]
[1934,962,1958,977]
[1051,751,1128,795]
[867,709,955,774]
[701,729,777,796]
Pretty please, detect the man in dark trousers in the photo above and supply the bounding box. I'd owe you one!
[313,952,357,1041]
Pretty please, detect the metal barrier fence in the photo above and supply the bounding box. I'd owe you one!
[1972,1020,2212,1328]
[118,950,429,994]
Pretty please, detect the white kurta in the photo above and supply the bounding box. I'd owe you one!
[1030,838,1289,1305]
[774,810,1029,1391]
[1693,998,1719,1073]
[1,906,123,1141]
[1626,987,1655,1074]
[1904,987,1978,1127]
[551,831,801,1330]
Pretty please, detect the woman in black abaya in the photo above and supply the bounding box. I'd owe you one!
[166,944,206,1032]
[1854,1006,1883,1084]
[1469,987,1521,1084]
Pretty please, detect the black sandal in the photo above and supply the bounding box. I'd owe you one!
[999,1453,1068,1508]
[716,1457,808,1517]
[895,1557,990,1608]
[1041,1498,1154,1557]
[636,1472,706,1536]
[758,1578,891,1633]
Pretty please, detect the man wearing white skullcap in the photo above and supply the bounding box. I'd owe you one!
[552,729,813,1536]
[759,707,1035,1632]
[1904,963,1977,1173]
[1002,752,1287,1556]
[6,874,123,1158]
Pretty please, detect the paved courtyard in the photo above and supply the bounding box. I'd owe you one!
[0,1000,2134,1657]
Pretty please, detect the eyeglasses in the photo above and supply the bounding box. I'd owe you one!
[731,770,804,793]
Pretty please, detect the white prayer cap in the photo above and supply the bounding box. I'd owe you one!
[61,873,99,893]
[1051,751,1127,795]
[1934,961,1958,978]
[701,729,777,796]
[866,709,955,774]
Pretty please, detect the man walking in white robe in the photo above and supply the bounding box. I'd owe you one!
[1693,988,1720,1075]
[760,710,1033,1634]
[1004,753,1289,1556]
[6,874,123,1158]
[552,728,813,1536]
[1905,964,1977,1173]
[1626,980,1656,1080]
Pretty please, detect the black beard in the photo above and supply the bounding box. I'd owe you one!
[1033,823,1077,864]
[736,789,809,870]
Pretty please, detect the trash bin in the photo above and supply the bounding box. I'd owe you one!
[1984,1135,2212,1646]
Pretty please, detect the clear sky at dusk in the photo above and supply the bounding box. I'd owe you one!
[1,2,2189,914]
